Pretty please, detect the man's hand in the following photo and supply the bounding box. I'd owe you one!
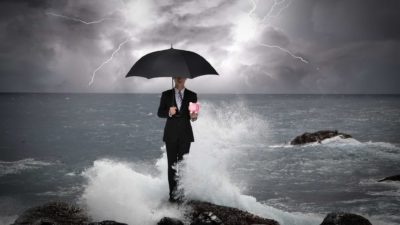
[190,112,198,121]
[169,107,177,117]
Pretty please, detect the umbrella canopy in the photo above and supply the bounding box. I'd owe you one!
[125,47,219,79]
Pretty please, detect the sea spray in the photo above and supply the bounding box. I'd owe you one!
[80,100,321,225]
[178,101,321,225]
[80,154,183,225]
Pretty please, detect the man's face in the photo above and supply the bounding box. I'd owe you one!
[174,77,187,85]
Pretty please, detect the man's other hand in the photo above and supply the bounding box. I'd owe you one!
[169,107,177,116]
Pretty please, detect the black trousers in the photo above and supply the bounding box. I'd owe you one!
[165,141,191,200]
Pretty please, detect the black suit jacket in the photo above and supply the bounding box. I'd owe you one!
[157,88,197,143]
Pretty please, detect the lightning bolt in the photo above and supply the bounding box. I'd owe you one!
[261,0,292,23]
[46,7,133,86]
[88,35,133,86]
[249,0,309,64]
[45,10,123,25]
[258,43,309,63]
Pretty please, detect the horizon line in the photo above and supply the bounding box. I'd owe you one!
[1,91,400,95]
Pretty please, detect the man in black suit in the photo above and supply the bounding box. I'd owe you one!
[157,77,198,202]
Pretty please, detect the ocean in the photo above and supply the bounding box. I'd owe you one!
[0,93,399,225]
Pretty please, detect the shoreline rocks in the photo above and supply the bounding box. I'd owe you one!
[320,212,372,225]
[11,201,126,225]
[185,200,279,225]
[12,200,279,225]
[290,130,352,145]
[12,200,373,225]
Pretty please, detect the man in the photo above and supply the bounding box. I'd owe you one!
[157,77,198,203]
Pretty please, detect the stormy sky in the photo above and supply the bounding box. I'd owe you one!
[0,0,399,94]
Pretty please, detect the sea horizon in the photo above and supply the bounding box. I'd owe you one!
[1,92,400,95]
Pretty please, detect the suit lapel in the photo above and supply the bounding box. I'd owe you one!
[181,89,186,105]
[181,89,189,112]
[172,89,177,109]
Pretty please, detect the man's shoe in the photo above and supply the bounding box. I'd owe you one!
[169,196,184,205]
[168,197,177,203]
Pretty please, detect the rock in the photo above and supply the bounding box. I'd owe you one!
[12,201,126,225]
[290,130,352,145]
[12,201,89,225]
[158,217,184,225]
[186,200,279,225]
[320,212,372,225]
[88,221,128,225]
[378,174,400,182]
[191,211,223,225]
[13,200,278,225]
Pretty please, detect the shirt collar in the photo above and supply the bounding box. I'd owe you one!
[174,87,185,95]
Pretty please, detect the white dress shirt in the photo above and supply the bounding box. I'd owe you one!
[174,87,185,111]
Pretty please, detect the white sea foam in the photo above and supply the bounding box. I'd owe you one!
[80,101,321,225]
[0,158,54,177]
[80,155,183,225]
[269,143,293,148]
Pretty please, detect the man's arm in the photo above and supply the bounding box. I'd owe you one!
[157,92,169,118]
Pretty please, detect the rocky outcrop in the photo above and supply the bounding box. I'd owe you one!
[185,200,279,225]
[12,201,89,225]
[290,130,352,145]
[11,201,126,225]
[88,221,127,225]
[12,200,374,225]
[157,217,184,225]
[320,212,372,225]
[12,200,278,225]
[378,174,400,182]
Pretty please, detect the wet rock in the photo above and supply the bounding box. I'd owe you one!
[290,130,352,145]
[191,211,222,225]
[88,221,128,225]
[12,201,89,225]
[13,200,278,225]
[320,212,372,225]
[186,200,279,225]
[12,201,127,225]
[378,174,400,182]
[158,217,184,225]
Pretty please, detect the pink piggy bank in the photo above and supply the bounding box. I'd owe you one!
[188,102,200,114]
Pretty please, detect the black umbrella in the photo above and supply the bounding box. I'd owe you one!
[126,46,218,80]
[125,46,219,106]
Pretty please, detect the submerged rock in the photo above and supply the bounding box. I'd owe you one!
[320,212,372,225]
[185,200,279,225]
[290,130,352,145]
[378,174,400,182]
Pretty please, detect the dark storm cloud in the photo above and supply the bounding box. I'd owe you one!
[240,0,400,93]
[0,0,57,92]
[312,0,400,41]
[0,0,399,93]
[140,22,232,47]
